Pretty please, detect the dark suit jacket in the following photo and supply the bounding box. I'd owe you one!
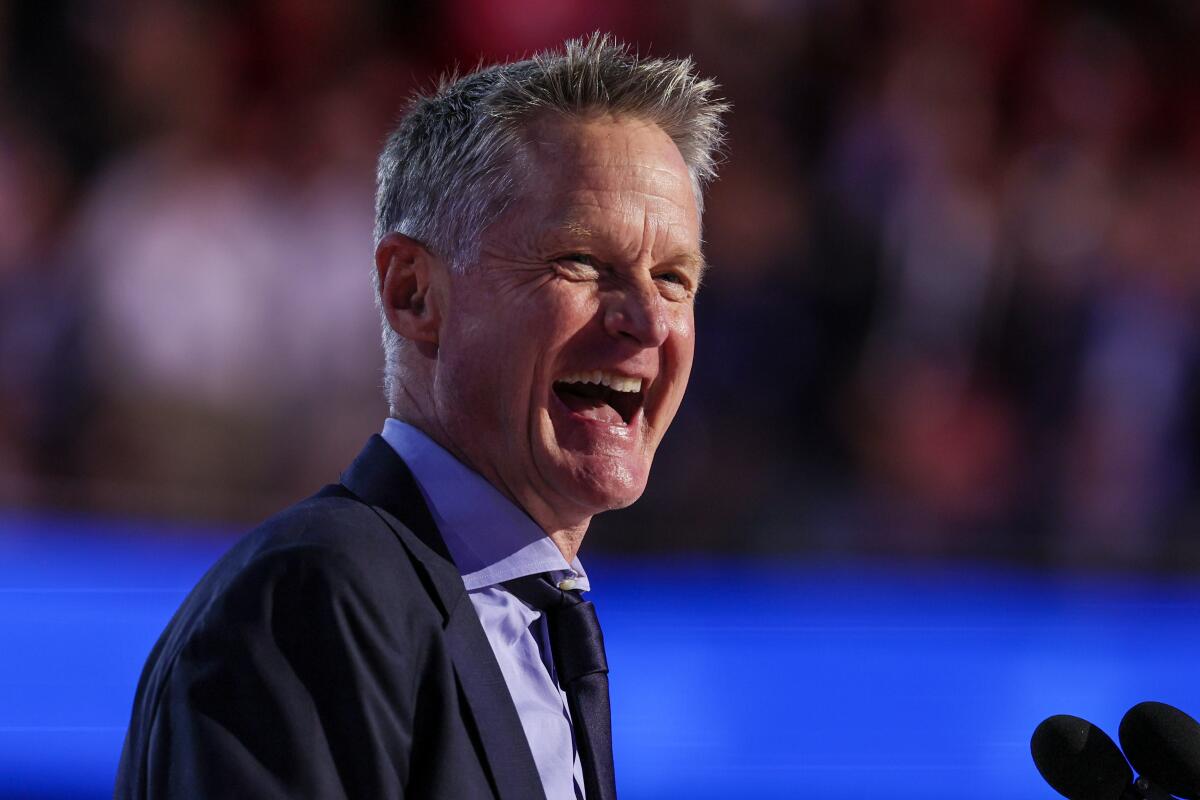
[115,435,548,799]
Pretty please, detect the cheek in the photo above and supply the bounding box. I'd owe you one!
[507,281,592,343]
[438,320,517,423]
[478,303,581,414]
[666,308,696,378]
[647,309,695,442]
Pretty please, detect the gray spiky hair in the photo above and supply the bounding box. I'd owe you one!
[373,33,728,410]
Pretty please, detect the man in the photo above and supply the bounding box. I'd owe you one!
[115,34,726,799]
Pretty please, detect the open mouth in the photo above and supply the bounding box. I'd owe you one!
[552,371,645,426]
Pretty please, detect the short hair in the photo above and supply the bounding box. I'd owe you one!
[373,32,728,410]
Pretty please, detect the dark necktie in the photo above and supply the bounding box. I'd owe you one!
[503,574,616,800]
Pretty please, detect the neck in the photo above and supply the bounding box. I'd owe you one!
[390,407,593,564]
[544,517,590,563]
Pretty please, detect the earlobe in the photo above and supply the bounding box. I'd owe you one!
[375,233,442,347]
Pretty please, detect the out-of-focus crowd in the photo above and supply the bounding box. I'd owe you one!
[2,0,1198,568]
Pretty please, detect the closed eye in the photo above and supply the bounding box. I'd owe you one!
[552,253,603,281]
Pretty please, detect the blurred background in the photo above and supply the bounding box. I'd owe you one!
[2,0,1199,797]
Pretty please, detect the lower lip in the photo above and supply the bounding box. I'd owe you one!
[547,391,643,453]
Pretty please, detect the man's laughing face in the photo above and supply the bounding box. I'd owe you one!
[433,113,703,531]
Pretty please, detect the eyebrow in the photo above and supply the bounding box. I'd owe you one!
[546,221,707,277]
[564,220,596,239]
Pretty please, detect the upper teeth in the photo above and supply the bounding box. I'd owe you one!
[558,371,643,393]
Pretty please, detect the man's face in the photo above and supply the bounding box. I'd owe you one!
[433,115,702,530]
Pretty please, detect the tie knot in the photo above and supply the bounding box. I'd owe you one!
[502,573,582,612]
[502,572,607,684]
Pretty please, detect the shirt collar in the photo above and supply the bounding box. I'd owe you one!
[380,419,589,593]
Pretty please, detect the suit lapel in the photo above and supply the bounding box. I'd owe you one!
[340,435,547,800]
[442,593,547,800]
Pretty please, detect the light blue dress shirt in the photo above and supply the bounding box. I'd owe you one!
[381,419,588,799]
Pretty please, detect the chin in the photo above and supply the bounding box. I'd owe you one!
[558,454,651,515]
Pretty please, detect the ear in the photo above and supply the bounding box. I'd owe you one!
[375,233,444,349]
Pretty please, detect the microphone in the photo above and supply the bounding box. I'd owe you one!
[1120,701,1200,800]
[1031,714,1173,800]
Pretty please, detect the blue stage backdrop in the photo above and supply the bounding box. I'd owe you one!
[2,511,1198,799]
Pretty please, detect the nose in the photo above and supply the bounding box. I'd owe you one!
[603,278,669,347]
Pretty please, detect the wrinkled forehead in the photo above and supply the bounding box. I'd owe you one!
[504,114,702,244]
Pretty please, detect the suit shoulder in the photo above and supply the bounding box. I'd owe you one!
[158,488,443,662]
[223,487,437,603]
[117,489,446,798]
[247,486,402,561]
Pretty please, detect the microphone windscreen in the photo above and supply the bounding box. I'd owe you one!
[1119,701,1200,800]
[1031,714,1131,800]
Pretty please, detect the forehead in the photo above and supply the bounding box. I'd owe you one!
[501,115,701,251]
